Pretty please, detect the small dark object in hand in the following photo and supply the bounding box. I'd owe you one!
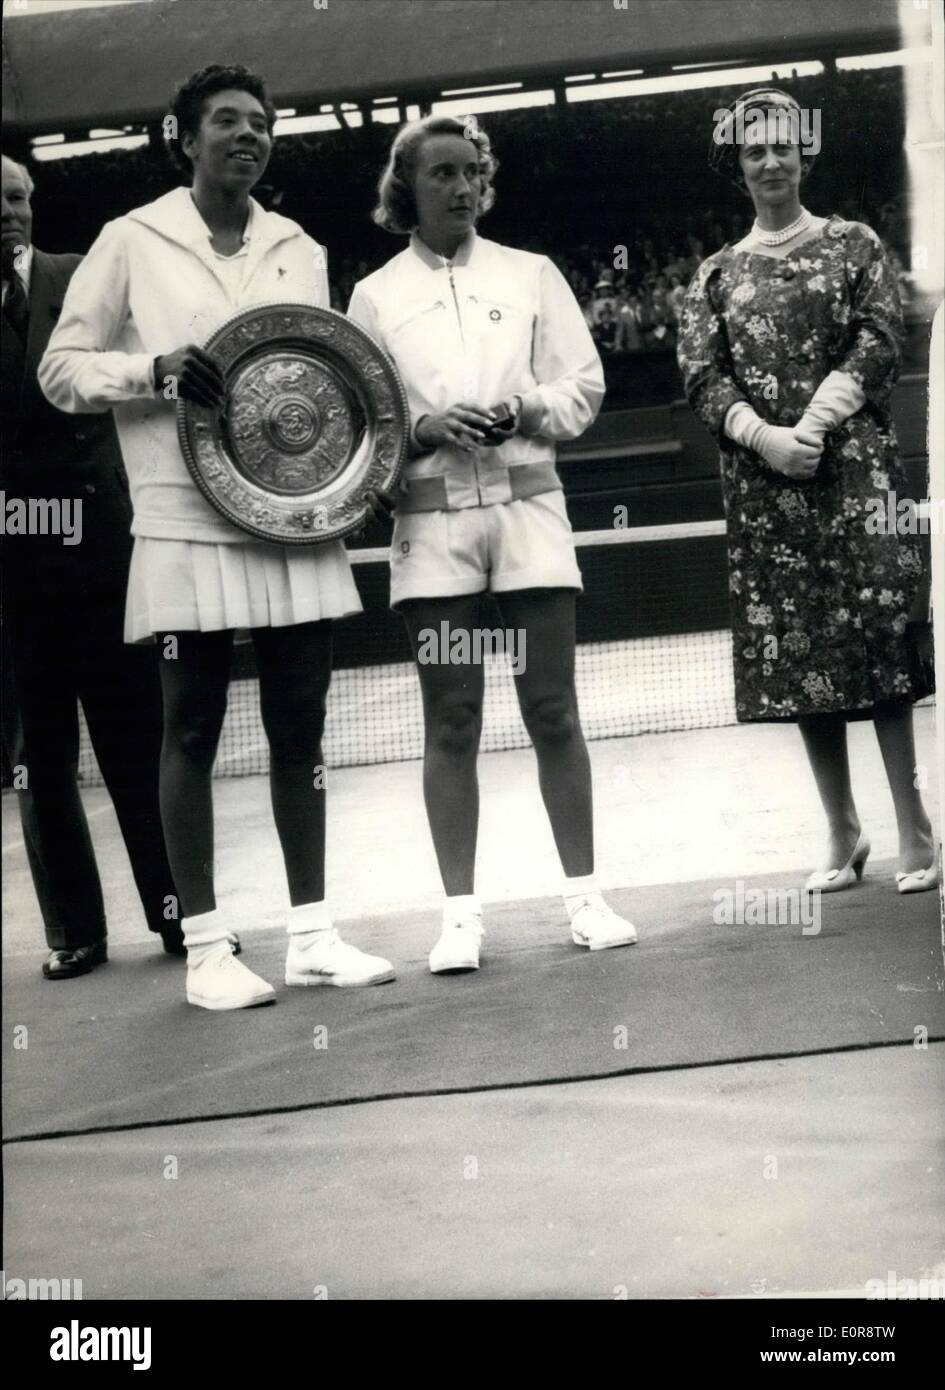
[482,403,516,443]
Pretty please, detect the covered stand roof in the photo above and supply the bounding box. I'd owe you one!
[3,0,901,137]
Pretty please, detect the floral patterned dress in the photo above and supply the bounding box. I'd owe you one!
[677,214,930,722]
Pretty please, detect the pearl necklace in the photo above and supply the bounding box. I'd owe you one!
[750,207,812,247]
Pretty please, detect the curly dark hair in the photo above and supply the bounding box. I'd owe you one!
[164,64,277,175]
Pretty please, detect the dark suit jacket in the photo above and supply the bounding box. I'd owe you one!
[2,248,133,588]
[1,250,175,945]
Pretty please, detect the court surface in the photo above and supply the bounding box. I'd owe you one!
[3,710,943,1298]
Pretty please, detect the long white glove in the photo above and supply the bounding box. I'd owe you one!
[794,370,866,442]
[724,401,822,479]
[725,401,774,455]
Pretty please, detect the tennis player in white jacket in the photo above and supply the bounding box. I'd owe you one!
[40,64,394,1009]
[348,115,639,971]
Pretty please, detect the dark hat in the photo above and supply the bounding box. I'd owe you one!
[708,87,814,186]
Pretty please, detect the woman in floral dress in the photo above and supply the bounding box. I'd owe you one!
[677,88,937,894]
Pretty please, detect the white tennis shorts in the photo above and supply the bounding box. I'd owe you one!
[389,490,584,608]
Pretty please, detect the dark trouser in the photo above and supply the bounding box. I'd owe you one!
[3,547,176,951]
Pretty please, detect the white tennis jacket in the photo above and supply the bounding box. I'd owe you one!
[39,187,331,543]
[348,229,605,512]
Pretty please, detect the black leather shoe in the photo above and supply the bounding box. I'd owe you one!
[42,941,108,980]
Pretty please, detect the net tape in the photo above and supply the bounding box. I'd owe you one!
[77,521,736,783]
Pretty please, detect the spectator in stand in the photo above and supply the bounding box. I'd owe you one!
[617,290,642,352]
[649,301,675,351]
[591,270,618,324]
[635,284,656,348]
[592,302,621,355]
[667,273,687,324]
[662,247,686,281]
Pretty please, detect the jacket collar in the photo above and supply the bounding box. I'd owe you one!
[409,227,478,270]
[126,186,298,246]
[125,186,300,282]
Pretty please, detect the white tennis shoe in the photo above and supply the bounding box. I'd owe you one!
[186,946,276,1011]
[429,917,484,973]
[570,899,638,951]
[285,929,395,987]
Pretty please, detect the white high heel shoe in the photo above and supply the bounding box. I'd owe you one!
[896,855,940,895]
[804,831,870,893]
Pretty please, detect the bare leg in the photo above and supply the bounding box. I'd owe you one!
[401,595,485,896]
[797,713,862,871]
[495,589,593,877]
[872,702,934,872]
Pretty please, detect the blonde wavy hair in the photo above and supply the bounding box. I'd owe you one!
[371,114,498,235]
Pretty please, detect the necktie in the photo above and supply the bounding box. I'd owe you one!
[2,273,30,344]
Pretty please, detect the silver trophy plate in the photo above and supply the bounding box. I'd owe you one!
[178,303,409,544]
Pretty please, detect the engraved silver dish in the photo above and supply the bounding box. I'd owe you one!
[178,303,409,544]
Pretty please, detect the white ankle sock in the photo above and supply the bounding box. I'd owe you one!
[443,893,481,927]
[182,908,231,965]
[563,873,603,920]
[287,900,334,948]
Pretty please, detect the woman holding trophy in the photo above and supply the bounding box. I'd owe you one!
[41,64,396,1009]
[349,115,639,973]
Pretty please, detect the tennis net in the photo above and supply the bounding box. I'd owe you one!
[77,518,737,783]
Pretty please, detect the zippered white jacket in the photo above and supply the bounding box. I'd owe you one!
[348,229,604,511]
[39,187,331,543]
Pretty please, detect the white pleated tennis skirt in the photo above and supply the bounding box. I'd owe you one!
[124,537,363,643]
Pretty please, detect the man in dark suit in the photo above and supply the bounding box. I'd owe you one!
[2,153,182,977]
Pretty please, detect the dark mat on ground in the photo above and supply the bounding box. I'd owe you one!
[3,861,943,1140]
[4,1047,943,1298]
